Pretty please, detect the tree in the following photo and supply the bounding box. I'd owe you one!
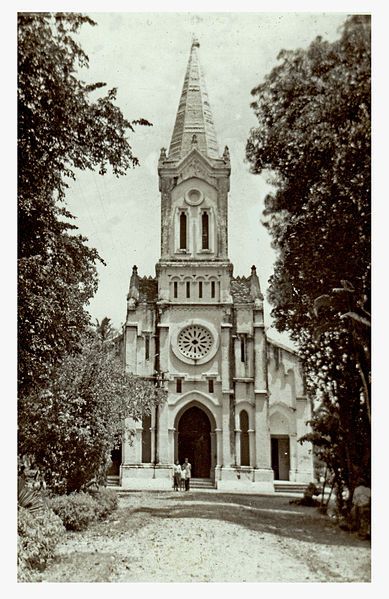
[18,331,167,493]
[18,13,151,399]
[246,16,370,509]
[95,317,117,344]
[313,280,371,423]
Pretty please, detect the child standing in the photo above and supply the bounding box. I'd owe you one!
[173,460,181,491]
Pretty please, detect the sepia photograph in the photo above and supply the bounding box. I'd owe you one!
[15,1,374,588]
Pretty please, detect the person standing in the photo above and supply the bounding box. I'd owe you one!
[180,463,186,491]
[173,460,181,491]
[183,457,191,491]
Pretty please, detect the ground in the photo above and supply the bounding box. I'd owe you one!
[41,490,370,583]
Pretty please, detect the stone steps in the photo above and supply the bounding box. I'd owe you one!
[190,478,215,489]
[108,475,314,495]
[106,475,120,487]
[274,481,308,494]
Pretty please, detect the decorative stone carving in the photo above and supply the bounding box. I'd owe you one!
[170,319,220,365]
[185,188,204,206]
[180,158,216,188]
[127,265,139,304]
[177,324,213,360]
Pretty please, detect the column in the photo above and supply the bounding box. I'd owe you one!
[247,337,254,379]
[174,430,178,462]
[255,393,271,469]
[210,432,216,475]
[248,429,256,468]
[158,322,169,373]
[150,407,156,464]
[220,324,231,392]
[134,427,142,463]
[125,325,138,374]
[253,320,266,392]
[168,428,175,464]
[157,323,170,464]
[221,323,232,467]
[253,313,271,472]
[235,429,241,466]
[289,433,298,481]
[157,402,170,464]
[222,396,232,467]
[215,428,222,467]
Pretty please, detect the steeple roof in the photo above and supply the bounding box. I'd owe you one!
[168,39,219,161]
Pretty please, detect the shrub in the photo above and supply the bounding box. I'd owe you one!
[18,485,44,516]
[18,506,65,581]
[88,488,118,519]
[290,482,320,506]
[49,491,98,531]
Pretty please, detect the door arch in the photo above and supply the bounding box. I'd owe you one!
[177,405,212,478]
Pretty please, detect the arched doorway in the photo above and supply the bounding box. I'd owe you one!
[177,406,211,478]
[270,410,291,481]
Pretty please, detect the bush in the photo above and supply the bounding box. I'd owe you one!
[49,491,98,531]
[88,488,118,520]
[18,506,65,581]
[18,484,44,516]
[290,482,320,506]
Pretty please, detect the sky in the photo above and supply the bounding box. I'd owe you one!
[62,12,348,347]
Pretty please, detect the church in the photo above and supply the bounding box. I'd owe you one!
[119,39,314,492]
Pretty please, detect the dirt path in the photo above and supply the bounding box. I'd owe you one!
[41,491,370,582]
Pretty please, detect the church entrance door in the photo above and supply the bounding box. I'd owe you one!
[178,406,211,478]
[271,436,290,480]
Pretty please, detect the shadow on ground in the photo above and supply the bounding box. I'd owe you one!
[118,491,369,549]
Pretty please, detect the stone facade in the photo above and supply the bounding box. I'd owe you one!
[120,40,313,491]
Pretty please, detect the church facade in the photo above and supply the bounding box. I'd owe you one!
[120,40,313,492]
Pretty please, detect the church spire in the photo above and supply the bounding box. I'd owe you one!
[168,38,219,161]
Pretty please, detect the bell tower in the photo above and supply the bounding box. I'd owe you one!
[121,37,314,491]
[157,38,233,305]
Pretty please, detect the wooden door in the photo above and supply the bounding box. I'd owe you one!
[178,406,211,478]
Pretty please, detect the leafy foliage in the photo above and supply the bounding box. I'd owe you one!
[18,506,65,580]
[95,317,117,343]
[49,491,99,531]
[246,15,370,334]
[246,16,370,508]
[18,485,45,516]
[49,488,118,530]
[88,488,118,519]
[18,13,151,398]
[19,332,167,493]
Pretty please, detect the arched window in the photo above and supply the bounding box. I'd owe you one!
[179,212,187,249]
[211,280,216,298]
[142,413,152,463]
[202,212,209,249]
[240,410,250,466]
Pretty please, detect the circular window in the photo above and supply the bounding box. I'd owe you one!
[185,188,203,206]
[177,324,213,360]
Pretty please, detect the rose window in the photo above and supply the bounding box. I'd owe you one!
[177,325,213,360]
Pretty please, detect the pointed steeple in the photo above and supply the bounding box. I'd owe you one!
[168,38,219,161]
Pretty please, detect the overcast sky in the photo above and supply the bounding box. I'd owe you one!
[64,12,348,346]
